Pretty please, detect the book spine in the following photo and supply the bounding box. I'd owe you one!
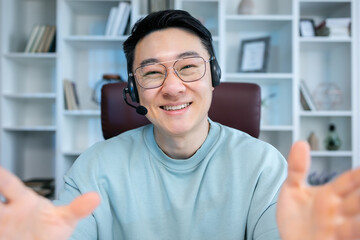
[24,25,40,53]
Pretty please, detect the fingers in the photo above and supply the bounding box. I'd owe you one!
[341,191,360,217]
[0,166,28,202]
[59,192,101,222]
[285,141,311,187]
[336,218,360,240]
[330,168,360,198]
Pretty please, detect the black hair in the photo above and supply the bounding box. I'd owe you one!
[123,9,215,75]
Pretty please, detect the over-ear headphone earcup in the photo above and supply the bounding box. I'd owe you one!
[210,58,221,87]
[127,75,140,102]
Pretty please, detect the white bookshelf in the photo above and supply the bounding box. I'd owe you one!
[295,0,358,179]
[0,0,358,195]
[0,0,57,183]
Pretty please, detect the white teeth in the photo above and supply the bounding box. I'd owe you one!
[163,103,190,111]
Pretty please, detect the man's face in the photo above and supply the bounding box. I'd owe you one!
[133,28,214,138]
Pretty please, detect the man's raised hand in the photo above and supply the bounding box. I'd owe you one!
[277,141,360,240]
[0,166,100,240]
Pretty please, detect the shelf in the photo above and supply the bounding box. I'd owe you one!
[64,109,100,116]
[64,35,128,41]
[300,111,352,117]
[181,0,219,2]
[3,126,56,132]
[311,150,353,157]
[300,36,351,42]
[63,150,82,157]
[4,53,57,59]
[3,93,56,99]
[226,73,293,79]
[226,14,293,21]
[300,0,351,2]
[261,125,294,131]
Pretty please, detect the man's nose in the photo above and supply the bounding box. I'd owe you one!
[160,67,186,95]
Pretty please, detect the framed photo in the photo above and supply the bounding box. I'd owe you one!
[300,19,316,37]
[238,36,270,73]
[148,0,169,13]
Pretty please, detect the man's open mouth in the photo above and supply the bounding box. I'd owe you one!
[161,103,191,111]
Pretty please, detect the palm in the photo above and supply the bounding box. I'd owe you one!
[277,141,360,240]
[0,167,100,240]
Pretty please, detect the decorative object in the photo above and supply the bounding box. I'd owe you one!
[148,0,169,13]
[237,0,255,15]
[238,36,270,73]
[312,82,342,110]
[261,84,280,125]
[308,171,337,186]
[324,123,341,151]
[300,19,316,37]
[92,74,124,105]
[307,132,319,150]
[315,21,330,36]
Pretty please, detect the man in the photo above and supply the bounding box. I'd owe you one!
[0,10,359,240]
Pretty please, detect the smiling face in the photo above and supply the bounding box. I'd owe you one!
[133,28,214,140]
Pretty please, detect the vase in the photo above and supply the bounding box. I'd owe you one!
[237,0,255,15]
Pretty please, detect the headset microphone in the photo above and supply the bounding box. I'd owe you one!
[123,87,148,115]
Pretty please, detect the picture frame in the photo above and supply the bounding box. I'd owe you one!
[148,0,169,13]
[238,36,270,73]
[299,19,316,37]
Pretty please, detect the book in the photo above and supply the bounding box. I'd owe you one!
[24,25,40,53]
[63,79,72,110]
[24,178,54,198]
[48,31,57,52]
[105,6,118,36]
[63,79,79,110]
[117,3,131,36]
[299,80,317,111]
[326,18,351,28]
[71,81,80,108]
[30,25,46,53]
[36,25,51,52]
[111,2,127,36]
[326,18,351,36]
[42,26,56,52]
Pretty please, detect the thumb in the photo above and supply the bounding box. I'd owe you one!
[60,192,101,222]
[286,141,311,187]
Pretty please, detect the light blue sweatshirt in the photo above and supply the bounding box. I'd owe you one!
[55,119,287,239]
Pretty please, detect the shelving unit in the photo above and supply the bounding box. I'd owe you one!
[221,0,295,156]
[0,0,57,182]
[0,0,358,195]
[295,0,358,177]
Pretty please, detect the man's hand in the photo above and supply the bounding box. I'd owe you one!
[0,166,100,240]
[277,141,360,240]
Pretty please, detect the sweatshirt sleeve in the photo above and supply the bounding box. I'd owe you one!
[53,174,98,240]
[247,146,287,240]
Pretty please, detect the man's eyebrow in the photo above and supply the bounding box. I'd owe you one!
[177,51,200,58]
[138,51,201,67]
[139,58,158,67]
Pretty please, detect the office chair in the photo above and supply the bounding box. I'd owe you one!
[101,82,261,139]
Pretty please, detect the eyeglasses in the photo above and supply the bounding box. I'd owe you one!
[130,56,214,89]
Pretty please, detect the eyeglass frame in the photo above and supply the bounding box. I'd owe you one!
[129,56,215,89]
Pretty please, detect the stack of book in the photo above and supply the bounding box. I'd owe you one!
[104,2,131,36]
[24,178,55,199]
[24,25,56,53]
[325,18,351,37]
[63,79,80,110]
